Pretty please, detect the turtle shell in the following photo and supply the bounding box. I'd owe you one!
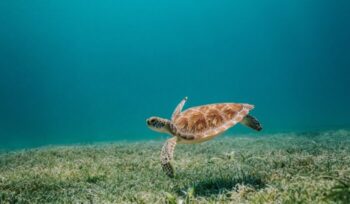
[172,103,254,140]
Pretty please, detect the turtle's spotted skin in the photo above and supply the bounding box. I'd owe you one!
[160,137,176,178]
[146,97,262,177]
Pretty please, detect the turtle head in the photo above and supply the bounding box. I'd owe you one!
[146,117,171,134]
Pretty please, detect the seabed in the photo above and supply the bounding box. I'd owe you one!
[0,130,349,203]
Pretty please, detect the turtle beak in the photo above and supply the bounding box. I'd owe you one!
[146,119,151,126]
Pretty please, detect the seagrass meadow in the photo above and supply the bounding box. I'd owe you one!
[1,0,350,203]
[0,130,349,204]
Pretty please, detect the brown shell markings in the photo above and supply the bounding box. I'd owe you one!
[173,103,254,139]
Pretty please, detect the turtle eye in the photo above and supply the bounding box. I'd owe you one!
[156,122,163,128]
[150,119,159,126]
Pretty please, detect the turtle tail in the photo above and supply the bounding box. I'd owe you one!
[240,114,262,131]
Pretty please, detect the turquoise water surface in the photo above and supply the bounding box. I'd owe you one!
[0,0,349,149]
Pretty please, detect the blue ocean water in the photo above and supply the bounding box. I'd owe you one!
[0,0,349,149]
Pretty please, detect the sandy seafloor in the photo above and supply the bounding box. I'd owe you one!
[0,130,349,203]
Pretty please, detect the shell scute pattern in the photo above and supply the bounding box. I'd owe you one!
[173,103,253,138]
[207,109,224,128]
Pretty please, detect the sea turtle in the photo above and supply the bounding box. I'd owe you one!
[146,97,262,178]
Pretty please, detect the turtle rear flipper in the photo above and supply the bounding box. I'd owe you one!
[161,137,177,178]
[240,114,262,131]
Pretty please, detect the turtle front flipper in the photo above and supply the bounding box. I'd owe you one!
[161,137,177,178]
[171,97,188,121]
